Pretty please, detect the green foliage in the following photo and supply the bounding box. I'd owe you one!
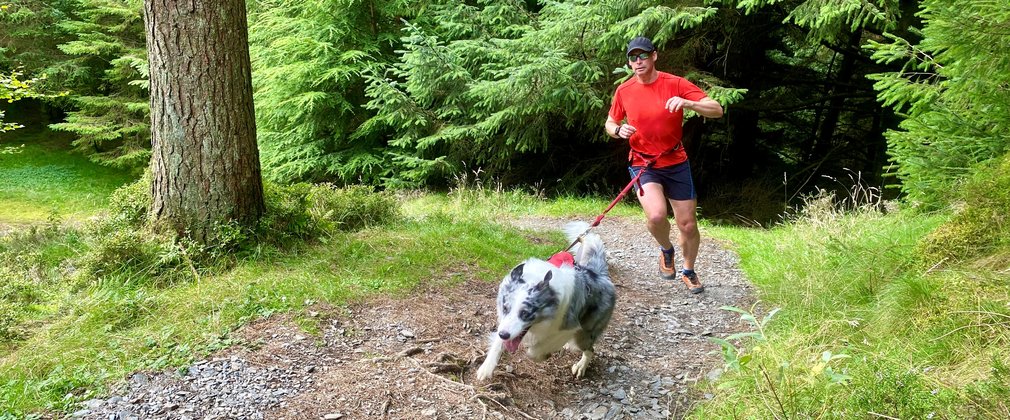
[46,0,149,172]
[916,153,1010,267]
[720,0,901,42]
[106,174,151,226]
[306,184,401,232]
[260,182,399,242]
[0,70,39,133]
[363,0,744,187]
[702,198,1010,418]
[867,0,1010,208]
[1,0,149,171]
[844,363,956,417]
[74,225,186,286]
[249,0,416,184]
[69,179,402,290]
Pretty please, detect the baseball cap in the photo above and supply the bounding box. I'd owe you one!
[626,36,655,55]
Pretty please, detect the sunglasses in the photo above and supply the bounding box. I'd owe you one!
[627,52,652,62]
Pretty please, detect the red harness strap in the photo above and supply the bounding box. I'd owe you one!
[547,251,575,267]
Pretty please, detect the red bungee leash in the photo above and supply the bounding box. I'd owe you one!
[561,154,659,254]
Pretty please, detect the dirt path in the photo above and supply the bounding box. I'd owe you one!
[76,216,754,420]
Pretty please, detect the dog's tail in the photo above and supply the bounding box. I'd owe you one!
[564,221,607,273]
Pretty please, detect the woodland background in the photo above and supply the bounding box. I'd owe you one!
[3,0,1007,224]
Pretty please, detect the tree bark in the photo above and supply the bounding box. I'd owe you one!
[144,0,264,241]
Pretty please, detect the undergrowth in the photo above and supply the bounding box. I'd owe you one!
[699,162,1010,418]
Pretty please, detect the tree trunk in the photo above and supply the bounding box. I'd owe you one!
[144,0,264,242]
[808,30,863,163]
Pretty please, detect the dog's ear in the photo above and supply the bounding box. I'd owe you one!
[533,270,552,291]
[510,263,525,283]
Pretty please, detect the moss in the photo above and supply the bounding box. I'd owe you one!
[916,154,1010,267]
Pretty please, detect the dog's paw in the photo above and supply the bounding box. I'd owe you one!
[476,362,496,381]
[571,359,589,378]
[571,351,594,378]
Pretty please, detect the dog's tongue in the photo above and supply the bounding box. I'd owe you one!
[503,331,526,353]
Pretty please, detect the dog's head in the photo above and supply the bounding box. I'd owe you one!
[495,262,559,353]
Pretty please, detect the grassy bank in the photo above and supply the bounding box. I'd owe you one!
[700,197,1010,418]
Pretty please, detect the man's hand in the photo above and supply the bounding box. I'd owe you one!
[666,96,724,118]
[665,96,691,113]
[616,123,637,139]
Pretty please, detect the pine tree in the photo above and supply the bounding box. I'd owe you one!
[248,0,417,184]
[362,0,746,187]
[1,0,149,171]
[867,0,1010,207]
[47,0,150,171]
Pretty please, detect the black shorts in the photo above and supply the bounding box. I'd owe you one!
[628,160,696,201]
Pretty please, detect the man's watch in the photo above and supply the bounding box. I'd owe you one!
[614,124,622,137]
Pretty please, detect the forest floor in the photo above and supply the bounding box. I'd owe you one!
[74,216,755,420]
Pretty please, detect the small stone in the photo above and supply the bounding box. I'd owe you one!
[587,405,608,419]
[322,413,343,420]
[83,399,105,409]
[130,373,150,385]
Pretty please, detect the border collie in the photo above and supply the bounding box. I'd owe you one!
[476,222,616,380]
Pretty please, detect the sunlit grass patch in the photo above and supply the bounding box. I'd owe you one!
[0,128,135,222]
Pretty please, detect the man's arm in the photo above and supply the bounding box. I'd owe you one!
[666,97,724,119]
[605,116,623,139]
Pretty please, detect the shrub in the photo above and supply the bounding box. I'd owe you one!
[74,182,401,285]
[73,227,185,286]
[258,182,400,244]
[258,182,319,243]
[107,175,151,227]
[307,184,400,232]
[0,272,45,341]
[916,153,1010,267]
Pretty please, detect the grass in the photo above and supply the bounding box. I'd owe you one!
[0,179,637,416]
[0,126,135,223]
[8,144,1009,418]
[697,197,1010,418]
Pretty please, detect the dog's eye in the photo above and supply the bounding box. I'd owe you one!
[502,304,510,314]
[518,309,532,321]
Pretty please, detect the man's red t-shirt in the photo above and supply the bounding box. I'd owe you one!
[608,71,707,168]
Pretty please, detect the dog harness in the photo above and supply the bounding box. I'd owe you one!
[547,251,575,267]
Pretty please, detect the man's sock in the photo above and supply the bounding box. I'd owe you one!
[682,268,695,277]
